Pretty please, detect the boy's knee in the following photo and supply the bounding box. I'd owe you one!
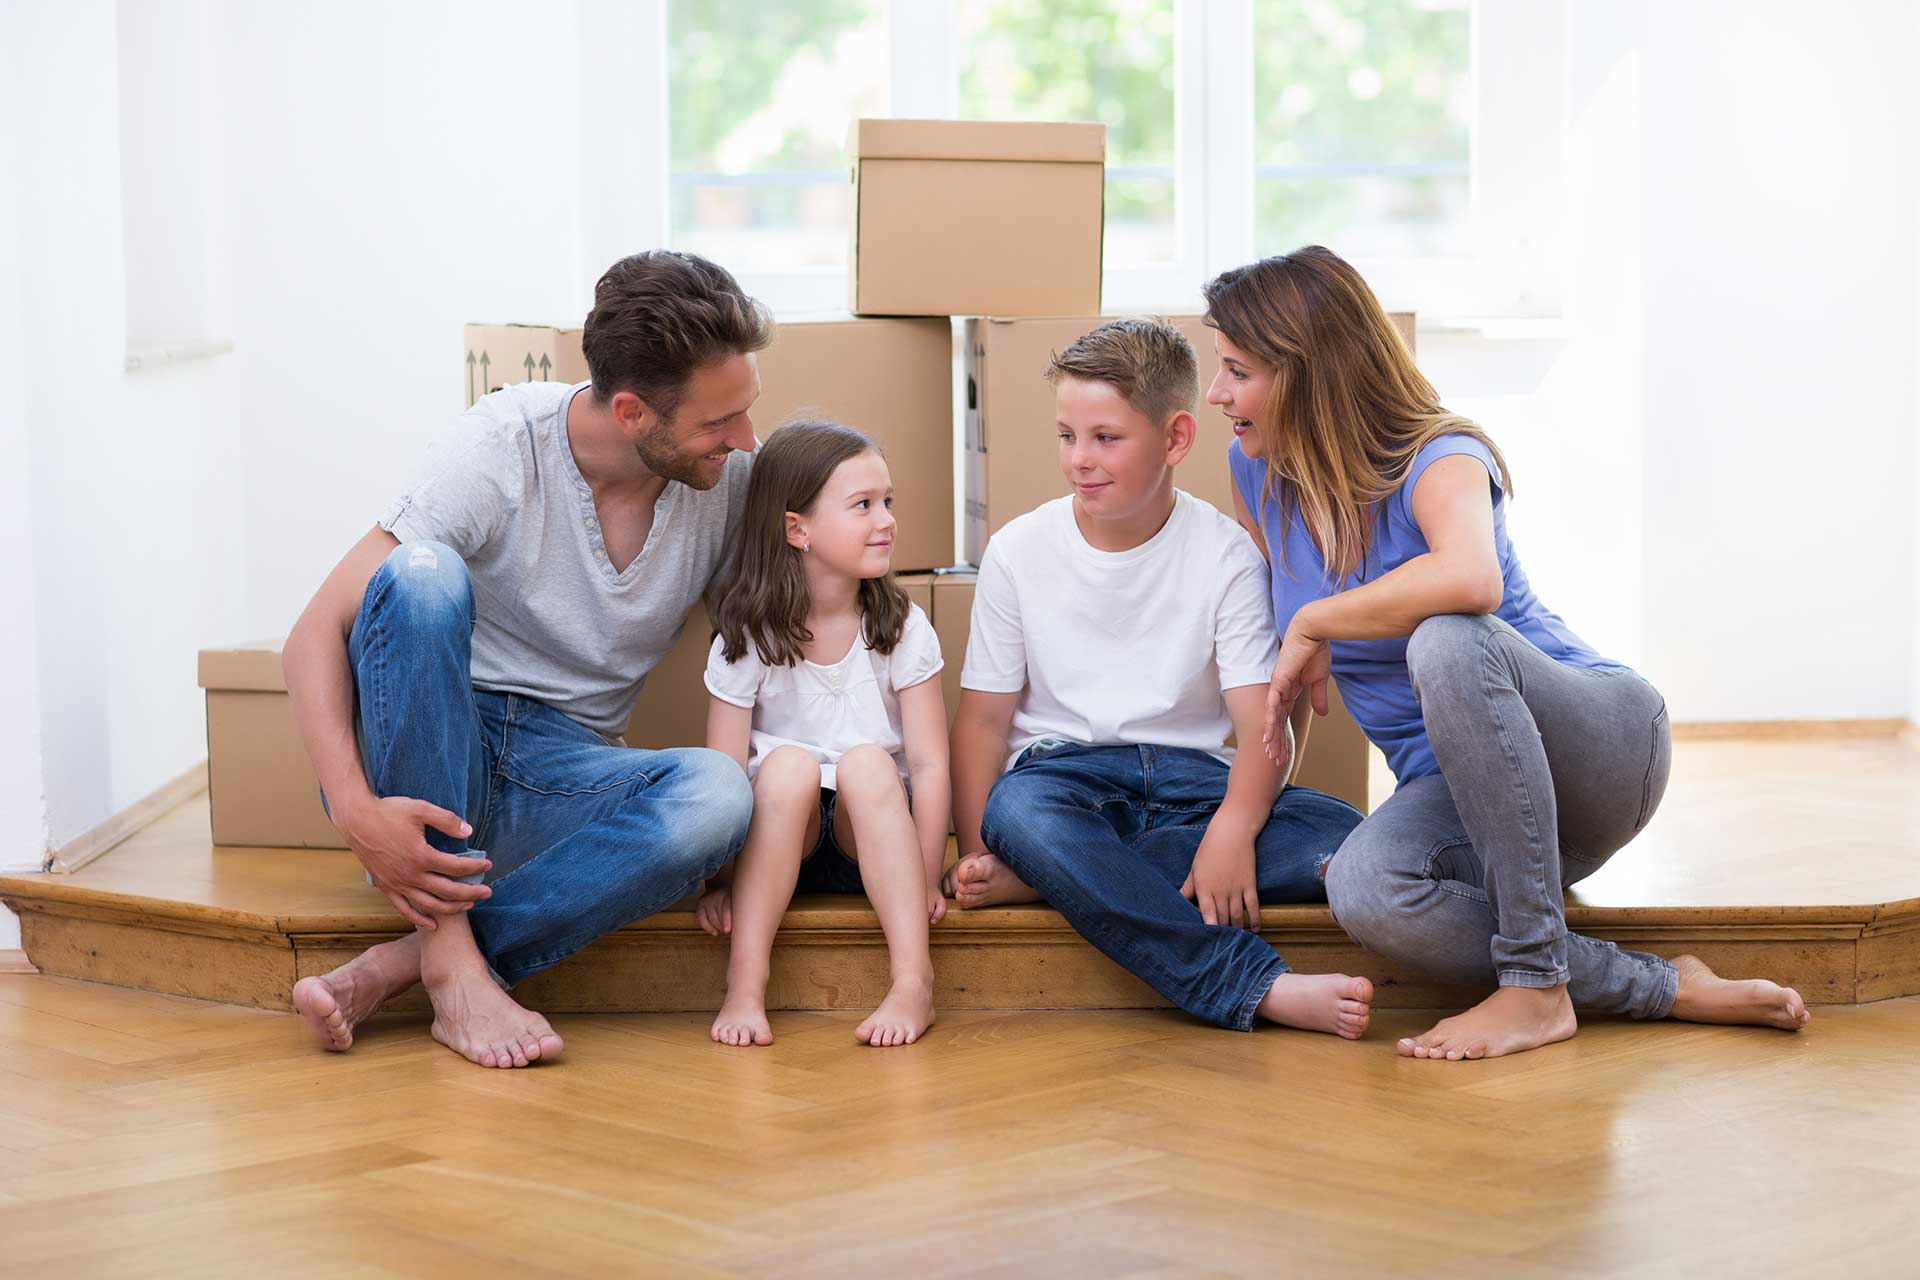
[376,540,473,631]
[980,774,1057,863]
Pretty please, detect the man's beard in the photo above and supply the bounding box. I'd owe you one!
[635,420,722,490]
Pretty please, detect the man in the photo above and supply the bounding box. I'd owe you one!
[283,251,768,1067]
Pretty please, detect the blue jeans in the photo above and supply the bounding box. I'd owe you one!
[339,541,753,987]
[980,741,1365,1030]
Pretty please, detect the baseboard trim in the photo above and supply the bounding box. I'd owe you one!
[1672,718,1908,742]
[0,949,38,975]
[44,760,210,874]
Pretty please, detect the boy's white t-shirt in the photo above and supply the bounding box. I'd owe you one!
[704,603,944,788]
[960,490,1278,770]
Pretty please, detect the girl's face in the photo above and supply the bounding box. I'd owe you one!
[787,450,897,580]
[1205,330,1280,461]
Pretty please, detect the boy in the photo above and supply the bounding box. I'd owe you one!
[943,319,1373,1035]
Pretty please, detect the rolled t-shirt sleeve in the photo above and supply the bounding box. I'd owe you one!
[379,417,521,558]
[889,603,945,692]
[959,542,1026,694]
[1214,534,1281,690]
[703,632,764,709]
[1398,433,1504,526]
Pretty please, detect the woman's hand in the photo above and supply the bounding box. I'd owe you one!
[1263,616,1332,764]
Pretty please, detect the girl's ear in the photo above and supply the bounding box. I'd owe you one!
[784,511,809,552]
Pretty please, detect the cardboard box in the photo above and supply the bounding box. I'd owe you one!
[199,642,346,849]
[929,570,975,729]
[463,324,587,409]
[962,312,1414,564]
[848,119,1105,317]
[754,318,956,571]
[626,577,941,751]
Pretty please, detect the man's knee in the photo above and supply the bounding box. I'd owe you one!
[657,747,754,868]
[375,540,473,634]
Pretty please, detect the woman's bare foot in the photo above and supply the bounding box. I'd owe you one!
[1668,954,1810,1030]
[855,973,935,1047]
[423,962,563,1069]
[941,853,1041,910]
[1256,973,1373,1038]
[712,988,773,1047]
[291,934,421,1052]
[1398,984,1578,1061]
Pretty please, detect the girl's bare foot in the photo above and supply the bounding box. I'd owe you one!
[1668,954,1811,1030]
[291,934,421,1052]
[1257,972,1373,1038]
[423,963,563,1069]
[941,853,1041,909]
[1398,984,1578,1061]
[855,973,935,1047]
[712,989,774,1047]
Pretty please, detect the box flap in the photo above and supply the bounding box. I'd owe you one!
[198,640,288,692]
[850,118,1105,165]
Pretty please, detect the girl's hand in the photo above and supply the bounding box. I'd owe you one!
[695,884,733,936]
[1263,619,1332,763]
[927,885,948,926]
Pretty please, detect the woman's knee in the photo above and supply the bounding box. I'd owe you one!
[1405,613,1497,694]
[375,540,473,634]
[1323,828,1412,947]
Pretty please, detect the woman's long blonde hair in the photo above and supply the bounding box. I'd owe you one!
[1202,246,1511,584]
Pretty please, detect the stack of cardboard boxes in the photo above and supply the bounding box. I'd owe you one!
[201,118,1409,850]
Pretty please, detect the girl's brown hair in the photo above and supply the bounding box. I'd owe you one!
[711,420,911,667]
[1203,245,1512,583]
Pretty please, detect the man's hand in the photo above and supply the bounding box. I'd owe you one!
[696,884,733,936]
[339,794,491,931]
[1179,830,1262,931]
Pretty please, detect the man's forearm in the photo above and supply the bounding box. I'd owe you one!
[282,612,374,829]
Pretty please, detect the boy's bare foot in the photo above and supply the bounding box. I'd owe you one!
[712,989,774,1047]
[1668,954,1810,1030]
[291,934,421,1052]
[855,973,935,1047]
[1398,983,1577,1061]
[1256,972,1373,1038]
[941,853,1040,910]
[423,962,563,1069]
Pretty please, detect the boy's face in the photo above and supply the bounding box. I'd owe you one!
[1204,331,1278,462]
[788,449,897,580]
[1054,377,1190,522]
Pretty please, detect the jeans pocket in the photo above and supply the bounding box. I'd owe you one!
[1634,702,1672,833]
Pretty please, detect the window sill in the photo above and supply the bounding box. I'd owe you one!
[124,340,234,372]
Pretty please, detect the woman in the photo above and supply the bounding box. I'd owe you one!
[1203,246,1810,1060]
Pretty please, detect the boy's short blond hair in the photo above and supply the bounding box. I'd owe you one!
[1044,318,1198,427]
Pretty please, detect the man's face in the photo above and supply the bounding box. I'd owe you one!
[634,353,761,489]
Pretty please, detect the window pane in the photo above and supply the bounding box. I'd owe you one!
[957,0,1178,267]
[668,1,887,271]
[1253,0,1470,258]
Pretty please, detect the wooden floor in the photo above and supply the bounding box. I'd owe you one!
[1,974,1915,1277]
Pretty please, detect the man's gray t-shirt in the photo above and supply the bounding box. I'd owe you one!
[380,380,751,741]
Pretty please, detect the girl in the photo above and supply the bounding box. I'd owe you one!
[1203,246,1810,1061]
[698,421,950,1048]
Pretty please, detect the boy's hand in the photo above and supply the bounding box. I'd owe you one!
[1180,832,1262,931]
[695,884,733,936]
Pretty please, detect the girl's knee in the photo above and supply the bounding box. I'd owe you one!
[756,746,822,800]
[834,744,902,800]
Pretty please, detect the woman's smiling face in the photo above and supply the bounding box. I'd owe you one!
[1204,329,1280,461]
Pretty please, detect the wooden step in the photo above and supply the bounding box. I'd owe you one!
[6,734,1919,1014]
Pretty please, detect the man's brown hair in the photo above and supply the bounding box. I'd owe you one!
[1043,317,1198,426]
[582,250,773,422]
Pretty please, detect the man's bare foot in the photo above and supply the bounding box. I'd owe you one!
[1398,983,1578,1061]
[855,973,935,1047]
[290,934,421,1052]
[1256,972,1373,1038]
[940,853,1041,910]
[712,989,773,1047]
[1668,954,1810,1031]
[423,964,563,1069]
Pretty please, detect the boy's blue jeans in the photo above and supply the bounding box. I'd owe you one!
[980,740,1364,1030]
[336,541,752,988]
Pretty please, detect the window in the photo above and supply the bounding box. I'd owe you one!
[642,0,1561,318]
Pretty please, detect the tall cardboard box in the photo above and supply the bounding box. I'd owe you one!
[627,578,940,750]
[463,324,588,409]
[848,119,1105,317]
[199,642,347,849]
[754,318,955,571]
[963,312,1414,564]
[929,571,976,729]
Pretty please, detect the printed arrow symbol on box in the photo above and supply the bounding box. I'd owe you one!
[523,353,536,383]
[466,350,477,405]
[479,351,491,395]
[539,354,551,379]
